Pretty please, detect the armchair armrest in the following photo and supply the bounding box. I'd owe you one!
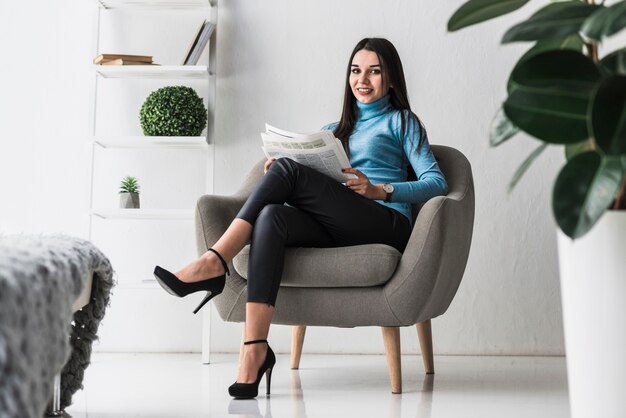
[384,161,475,325]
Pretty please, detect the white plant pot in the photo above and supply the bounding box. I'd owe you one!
[557,211,626,418]
[119,192,140,209]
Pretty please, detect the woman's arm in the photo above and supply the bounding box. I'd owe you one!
[390,113,448,203]
[342,167,387,200]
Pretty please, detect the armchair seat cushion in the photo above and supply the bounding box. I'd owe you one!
[232,243,402,288]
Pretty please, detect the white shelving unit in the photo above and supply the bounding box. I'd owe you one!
[98,0,211,9]
[95,65,210,79]
[93,136,208,149]
[89,0,217,362]
[91,208,194,220]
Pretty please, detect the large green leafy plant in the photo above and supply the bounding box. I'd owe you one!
[449,0,626,238]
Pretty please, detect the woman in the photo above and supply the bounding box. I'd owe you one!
[153,37,448,399]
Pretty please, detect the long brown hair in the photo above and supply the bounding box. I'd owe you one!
[334,38,426,161]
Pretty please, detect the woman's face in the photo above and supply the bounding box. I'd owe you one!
[350,49,388,104]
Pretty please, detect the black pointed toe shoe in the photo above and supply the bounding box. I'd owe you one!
[228,340,276,399]
[153,248,230,314]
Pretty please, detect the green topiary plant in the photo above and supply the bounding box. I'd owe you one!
[139,86,208,136]
[119,176,140,194]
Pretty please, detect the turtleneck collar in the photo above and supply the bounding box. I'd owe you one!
[356,95,391,121]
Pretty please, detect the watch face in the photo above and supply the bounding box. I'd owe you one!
[383,183,394,193]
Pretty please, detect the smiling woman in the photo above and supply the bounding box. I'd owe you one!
[153,37,448,400]
[332,38,430,165]
[350,49,387,103]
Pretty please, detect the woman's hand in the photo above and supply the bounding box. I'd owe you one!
[342,168,386,200]
[263,158,276,174]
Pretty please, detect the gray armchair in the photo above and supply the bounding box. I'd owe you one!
[195,145,474,393]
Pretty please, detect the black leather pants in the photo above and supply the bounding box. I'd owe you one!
[236,157,411,306]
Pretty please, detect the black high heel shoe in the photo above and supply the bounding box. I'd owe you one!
[228,339,276,399]
[153,248,230,314]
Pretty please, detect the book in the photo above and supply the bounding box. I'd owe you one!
[93,54,153,64]
[99,58,158,66]
[261,124,358,183]
[182,21,206,65]
[183,20,216,65]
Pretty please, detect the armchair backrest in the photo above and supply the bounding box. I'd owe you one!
[429,145,473,204]
[410,145,473,221]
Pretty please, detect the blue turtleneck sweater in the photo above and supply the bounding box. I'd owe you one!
[323,95,448,221]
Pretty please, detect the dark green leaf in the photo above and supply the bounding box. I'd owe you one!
[591,74,626,155]
[508,143,548,193]
[490,106,520,147]
[504,89,589,143]
[599,47,626,76]
[565,139,595,160]
[448,0,530,32]
[502,2,600,43]
[504,50,600,143]
[507,35,585,93]
[581,0,626,41]
[518,34,584,63]
[509,50,599,90]
[553,151,623,238]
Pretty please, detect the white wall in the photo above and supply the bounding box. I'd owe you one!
[0,0,566,355]
[0,0,93,237]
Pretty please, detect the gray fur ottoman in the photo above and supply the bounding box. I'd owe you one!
[0,234,114,418]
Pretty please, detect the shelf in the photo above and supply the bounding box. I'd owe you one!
[92,209,194,220]
[94,136,209,149]
[95,65,210,79]
[98,0,212,10]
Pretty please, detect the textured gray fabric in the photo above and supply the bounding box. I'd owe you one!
[233,244,402,287]
[196,145,474,328]
[0,234,114,418]
[384,146,475,324]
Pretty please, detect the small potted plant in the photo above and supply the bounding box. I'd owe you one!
[119,176,140,209]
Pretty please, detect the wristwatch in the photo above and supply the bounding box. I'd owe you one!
[382,183,394,203]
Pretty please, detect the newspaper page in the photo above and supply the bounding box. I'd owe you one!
[261,124,357,182]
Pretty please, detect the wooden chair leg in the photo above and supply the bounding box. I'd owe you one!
[382,326,402,394]
[416,320,434,374]
[291,325,306,369]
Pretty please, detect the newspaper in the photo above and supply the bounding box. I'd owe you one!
[261,124,357,182]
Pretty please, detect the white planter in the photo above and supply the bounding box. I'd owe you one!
[119,192,140,209]
[557,211,626,418]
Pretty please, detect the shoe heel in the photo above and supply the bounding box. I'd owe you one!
[193,291,215,314]
[265,368,273,395]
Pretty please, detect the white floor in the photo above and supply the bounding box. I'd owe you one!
[65,353,569,418]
